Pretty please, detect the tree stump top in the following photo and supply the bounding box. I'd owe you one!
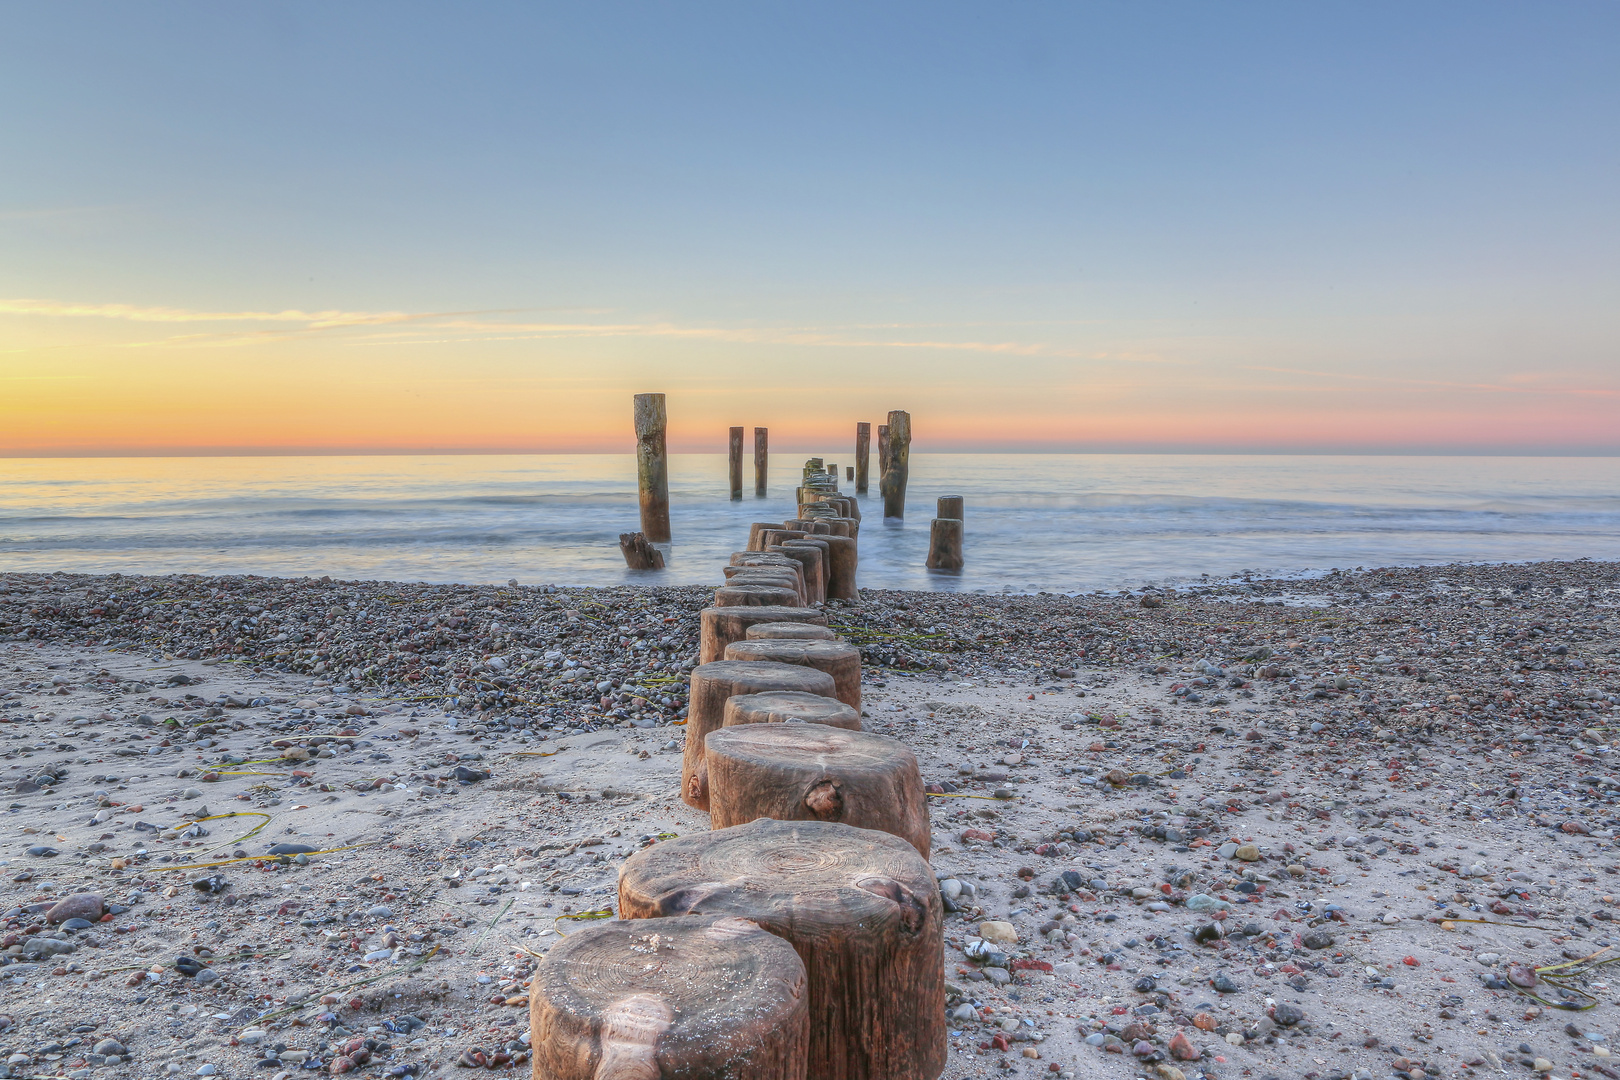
[722,690,861,730]
[722,638,860,667]
[530,914,807,1080]
[744,622,838,641]
[691,659,838,698]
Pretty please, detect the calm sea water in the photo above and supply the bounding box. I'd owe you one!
[0,454,1616,593]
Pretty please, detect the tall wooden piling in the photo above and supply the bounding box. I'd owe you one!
[634,393,671,543]
[880,410,911,520]
[754,427,769,496]
[877,424,890,478]
[855,422,870,493]
[729,427,744,501]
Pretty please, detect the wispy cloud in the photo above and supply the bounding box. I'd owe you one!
[0,296,1077,357]
[1240,364,1620,398]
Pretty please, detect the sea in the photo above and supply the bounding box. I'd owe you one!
[0,454,1616,594]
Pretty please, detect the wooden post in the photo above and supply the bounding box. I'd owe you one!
[925,518,963,571]
[937,495,963,522]
[880,410,910,520]
[855,422,870,493]
[683,660,839,809]
[618,819,946,1080]
[618,531,665,570]
[754,427,769,496]
[729,426,744,500]
[876,424,890,479]
[723,690,861,731]
[723,638,863,711]
[634,393,671,543]
[530,914,809,1080]
[699,605,828,664]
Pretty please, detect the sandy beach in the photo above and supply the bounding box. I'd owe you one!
[0,559,1616,1080]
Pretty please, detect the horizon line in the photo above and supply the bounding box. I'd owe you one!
[3,445,1619,459]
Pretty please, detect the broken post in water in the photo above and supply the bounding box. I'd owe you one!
[925,517,964,571]
[880,410,911,519]
[855,422,870,493]
[937,495,963,523]
[634,393,671,543]
[729,426,744,501]
[754,427,769,496]
[846,466,854,482]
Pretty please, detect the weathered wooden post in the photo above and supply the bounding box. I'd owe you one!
[729,426,744,500]
[877,424,890,478]
[937,495,963,522]
[880,410,911,520]
[634,393,671,543]
[754,427,769,496]
[846,466,853,481]
[855,422,870,493]
[926,518,963,571]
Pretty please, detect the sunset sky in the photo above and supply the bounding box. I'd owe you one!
[3,3,1617,455]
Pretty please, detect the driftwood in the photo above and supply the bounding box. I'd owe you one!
[529,914,808,1080]
[722,638,863,712]
[682,659,838,809]
[633,393,671,542]
[722,689,861,730]
[618,532,665,570]
[617,819,946,1080]
[704,724,930,857]
[698,605,827,664]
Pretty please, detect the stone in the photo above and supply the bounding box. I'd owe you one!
[978,921,1018,945]
[194,968,221,985]
[1507,963,1538,988]
[1168,1031,1199,1061]
[366,905,393,919]
[175,955,204,977]
[1302,930,1335,950]
[44,893,103,924]
[1272,1003,1305,1026]
[1217,842,1238,859]
[1211,972,1242,994]
[1234,843,1260,861]
[1186,894,1231,913]
[91,1039,126,1058]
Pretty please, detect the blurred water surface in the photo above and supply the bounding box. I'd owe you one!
[1,454,1616,592]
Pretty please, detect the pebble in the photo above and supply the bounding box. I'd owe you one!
[43,892,102,924]
[977,921,1018,945]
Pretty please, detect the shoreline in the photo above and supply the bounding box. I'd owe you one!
[0,558,1616,1078]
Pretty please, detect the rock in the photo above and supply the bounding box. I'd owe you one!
[266,844,319,856]
[1302,930,1335,950]
[1155,1067,1186,1080]
[194,968,220,985]
[44,893,103,924]
[1140,595,1162,608]
[978,921,1018,945]
[1217,842,1238,859]
[1533,1058,1553,1073]
[1169,1031,1199,1061]
[174,955,204,977]
[1193,923,1222,944]
[91,1039,126,1058]
[1272,1003,1305,1026]
[1508,963,1538,988]
[1211,972,1242,994]
[453,765,489,782]
[1234,843,1260,861]
[1186,894,1231,913]
[24,846,58,857]
[982,967,1011,986]
[949,1004,978,1022]
[366,905,394,919]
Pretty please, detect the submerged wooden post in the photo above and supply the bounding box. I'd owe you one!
[729,426,744,501]
[634,393,671,543]
[855,422,870,493]
[877,424,890,478]
[620,531,666,570]
[754,427,769,496]
[846,466,853,481]
[937,495,963,522]
[880,410,911,520]
[926,518,963,571]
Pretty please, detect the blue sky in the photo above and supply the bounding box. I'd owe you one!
[3,2,1617,453]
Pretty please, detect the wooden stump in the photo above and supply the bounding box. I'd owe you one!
[855,422,870,493]
[880,410,910,520]
[765,545,824,604]
[633,393,671,542]
[683,660,838,809]
[722,572,802,604]
[713,583,800,608]
[722,639,862,712]
[726,556,805,597]
[530,914,808,1080]
[822,534,859,602]
[746,522,783,551]
[722,689,860,730]
[780,539,831,601]
[936,495,963,521]
[618,532,665,570]
[699,606,827,664]
[743,622,836,642]
[754,427,768,496]
[925,518,963,571]
[704,725,929,857]
[728,426,744,501]
[617,819,945,1080]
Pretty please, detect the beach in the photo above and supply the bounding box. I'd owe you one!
[0,559,1616,1079]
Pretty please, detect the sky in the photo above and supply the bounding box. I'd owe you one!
[2,2,1617,455]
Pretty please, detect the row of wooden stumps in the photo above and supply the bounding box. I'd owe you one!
[532,462,946,1080]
